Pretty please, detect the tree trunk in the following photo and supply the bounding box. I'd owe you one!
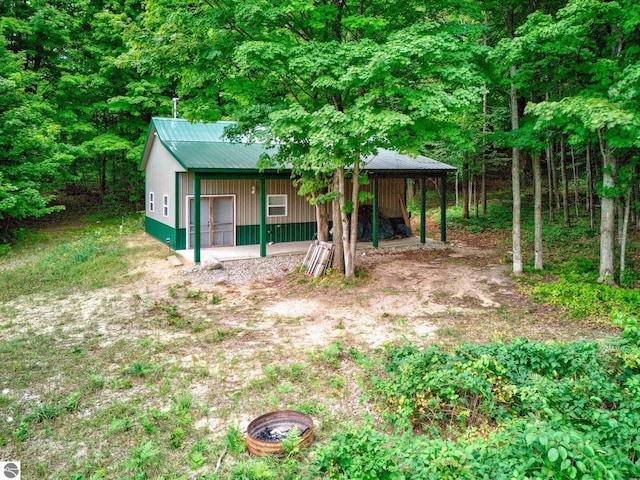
[597,129,616,285]
[570,147,580,217]
[546,141,554,222]
[617,203,624,247]
[347,161,361,280]
[331,169,344,273]
[550,142,560,211]
[462,153,470,219]
[560,135,570,227]
[474,174,479,218]
[620,187,631,280]
[316,201,330,242]
[406,179,415,206]
[481,89,487,216]
[533,152,543,270]
[510,66,522,275]
[481,160,487,216]
[586,144,595,230]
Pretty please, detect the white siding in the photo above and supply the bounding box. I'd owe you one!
[145,138,185,227]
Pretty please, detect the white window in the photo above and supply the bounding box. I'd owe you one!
[163,195,169,217]
[267,194,287,217]
[149,192,155,213]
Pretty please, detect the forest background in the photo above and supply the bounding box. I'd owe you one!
[1,0,639,282]
[2,1,640,478]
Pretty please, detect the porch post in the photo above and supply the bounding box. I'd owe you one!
[440,173,447,243]
[372,176,379,248]
[259,177,267,257]
[194,173,201,264]
[420,177,427,244]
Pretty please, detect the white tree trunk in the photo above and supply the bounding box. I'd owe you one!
[510,67,522,275]
[597,129,616,285]
[533,152,543,270]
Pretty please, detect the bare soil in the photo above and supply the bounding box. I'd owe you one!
[6,228,613,355]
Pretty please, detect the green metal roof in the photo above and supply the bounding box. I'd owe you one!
[364,149,456,174]
[141,117,456,175]
[153,118,238,143]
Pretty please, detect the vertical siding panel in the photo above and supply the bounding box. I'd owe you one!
[349,178,405,218]
[178,175,317,230]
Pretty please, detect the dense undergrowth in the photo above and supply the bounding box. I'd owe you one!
[313,314,640,479]
[311,200,640,480]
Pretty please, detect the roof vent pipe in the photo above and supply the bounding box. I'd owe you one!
[172,96,179,119]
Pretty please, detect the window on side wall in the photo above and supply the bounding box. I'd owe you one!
[267,194,287,217]
[163,194,169,217]
[149,192,155,213]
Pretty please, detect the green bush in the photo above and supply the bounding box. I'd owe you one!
[530,273,640,320]
[314,326,640,479]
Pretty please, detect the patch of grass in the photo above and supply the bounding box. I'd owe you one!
[311,342,345,369]
[225,424,247,454]
[0,222,149,302]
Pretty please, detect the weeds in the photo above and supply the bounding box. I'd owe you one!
[0,220,146,302]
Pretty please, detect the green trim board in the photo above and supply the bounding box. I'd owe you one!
[145,216,315,249]
[237,222,317,246]
[145,217,186,250]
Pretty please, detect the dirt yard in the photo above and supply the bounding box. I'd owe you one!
[7,229,612,357]
[149,229,613,350]
[1,226,619,474]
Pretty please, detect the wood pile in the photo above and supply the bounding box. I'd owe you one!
[301,241,334,277]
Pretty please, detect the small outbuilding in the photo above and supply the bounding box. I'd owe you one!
[139,117,456,263]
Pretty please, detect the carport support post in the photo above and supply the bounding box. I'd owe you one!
[259,177,267,257]
[440,174,447,243]
[194,173,201,264]
[420,177,427,244]
[372,177,379,248]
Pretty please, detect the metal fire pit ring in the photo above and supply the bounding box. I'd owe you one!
[246,410,314,456]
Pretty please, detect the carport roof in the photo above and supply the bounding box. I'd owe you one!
[141,117,456,175]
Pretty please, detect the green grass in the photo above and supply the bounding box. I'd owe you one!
[0,215,149,302]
